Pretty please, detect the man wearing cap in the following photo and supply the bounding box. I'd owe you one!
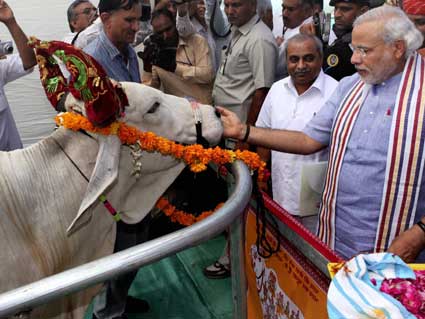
[300,0,369,81]
[403,0,425,56]
[322,0,369,80]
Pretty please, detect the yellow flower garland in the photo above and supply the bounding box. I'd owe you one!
[55,112,267,180]
[55,112,268,226]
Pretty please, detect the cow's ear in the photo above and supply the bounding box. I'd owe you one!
[66,135,121,234]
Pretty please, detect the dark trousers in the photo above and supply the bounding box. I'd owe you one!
[93,216,151,319]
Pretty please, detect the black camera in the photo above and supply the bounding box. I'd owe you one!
[313,12,331,45]
[138,33,163,63]
[0,41,13,56]
[138,34,177,72]
[140,3,151,22]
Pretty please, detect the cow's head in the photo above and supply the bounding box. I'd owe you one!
[29,38,223,233]
[63,81,222,146]
[64,83,223,233]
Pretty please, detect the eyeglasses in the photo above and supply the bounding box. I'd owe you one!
[76,7,97,16]
[348,42,383,58]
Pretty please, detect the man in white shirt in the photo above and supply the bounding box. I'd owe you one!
[256,33,338,230]
[63,0,98,45]
[0,1,36,151]
[275,0,314,80]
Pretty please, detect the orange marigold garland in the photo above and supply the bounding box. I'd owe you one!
[55,112,268,180]
[55,112,268,226]
[156,197,224,226]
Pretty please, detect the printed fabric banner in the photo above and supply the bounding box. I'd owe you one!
[245,207,330,319]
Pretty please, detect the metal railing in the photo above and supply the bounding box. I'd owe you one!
[0,161,252,318]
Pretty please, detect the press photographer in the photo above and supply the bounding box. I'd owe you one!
[0,0,36,151]
[140,8,214,104]
[139,31,178,73]
[301,0,369,80]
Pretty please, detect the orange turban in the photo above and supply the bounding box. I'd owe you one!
[403,0,425,15]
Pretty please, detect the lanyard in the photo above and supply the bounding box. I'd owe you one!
[220,17,261,75]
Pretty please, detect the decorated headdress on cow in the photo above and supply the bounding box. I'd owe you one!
[29,37,128,126]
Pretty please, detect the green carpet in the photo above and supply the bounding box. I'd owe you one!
[84,235,232,319]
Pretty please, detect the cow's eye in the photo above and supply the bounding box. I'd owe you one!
[147,102,160,114]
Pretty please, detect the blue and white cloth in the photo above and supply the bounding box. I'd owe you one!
[328,253,416,319]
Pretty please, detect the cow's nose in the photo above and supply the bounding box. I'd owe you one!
[214,108,221,118]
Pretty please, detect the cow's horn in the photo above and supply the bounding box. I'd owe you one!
[66,134,121,234]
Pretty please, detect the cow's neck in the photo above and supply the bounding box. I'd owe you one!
[50,128,99,180]
[0,128,99,217]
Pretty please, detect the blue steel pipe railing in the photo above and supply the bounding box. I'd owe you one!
[0,161,252,318]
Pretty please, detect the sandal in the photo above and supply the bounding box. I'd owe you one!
[203,261,231,279]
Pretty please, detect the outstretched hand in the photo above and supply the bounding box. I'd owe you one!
[0,1,14,25]
[215,106,245,140]
[387,224,425,263]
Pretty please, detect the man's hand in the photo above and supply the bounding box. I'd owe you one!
[299,22,316,36]
[176,1,188,16]
[0,1,35,70]
[276,36,284,47]
[0,1,14,25]
[216,106,245,140]
[387,223,425,263]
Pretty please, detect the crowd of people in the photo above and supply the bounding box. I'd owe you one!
[1,0,425,317]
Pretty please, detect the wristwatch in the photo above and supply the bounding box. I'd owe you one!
[416,220,425,234]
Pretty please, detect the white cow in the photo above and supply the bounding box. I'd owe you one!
[0,82,222,319]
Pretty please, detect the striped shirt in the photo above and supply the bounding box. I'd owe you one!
[84,29,140,83]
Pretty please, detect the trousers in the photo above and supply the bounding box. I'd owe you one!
[92,216,151,319]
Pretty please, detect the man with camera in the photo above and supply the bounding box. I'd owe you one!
[140,8,214,104]
[0,0,36,151]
